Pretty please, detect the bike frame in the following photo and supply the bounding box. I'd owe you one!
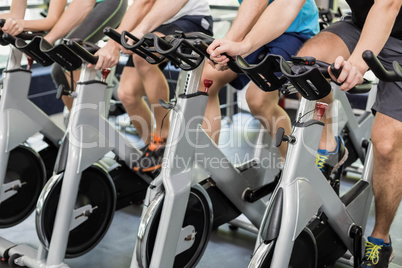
[249,88,374,267]
[0,46,64,204]
[132,60,272,268]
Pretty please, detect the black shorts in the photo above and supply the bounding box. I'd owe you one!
[323,18,402,122]
[229,32,310,90]
[126,15,213,67]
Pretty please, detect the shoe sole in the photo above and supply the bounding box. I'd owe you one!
[389,249,395,263]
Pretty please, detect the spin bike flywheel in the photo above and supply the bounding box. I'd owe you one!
[136,184,212,268]
[0,144,46,228]
[36,164,116,258]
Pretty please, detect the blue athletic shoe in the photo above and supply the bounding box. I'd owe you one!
[361,236,395,268]
[315,136,349,180]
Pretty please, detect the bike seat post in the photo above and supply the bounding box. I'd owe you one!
[5,46,23,70]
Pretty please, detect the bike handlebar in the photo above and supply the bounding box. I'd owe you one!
[0,18,45,47]
[234,53,372,100]
[362,50,402,82]
[103,28,242,72]
[102,29,372,99]
[65,39,98,65]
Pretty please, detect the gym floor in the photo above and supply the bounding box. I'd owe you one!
[0,112,400,268]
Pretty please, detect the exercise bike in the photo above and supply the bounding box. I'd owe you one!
[0,21,63,229]
[239,54,375,268]
[0,36,153,267]
[101,29,283,268]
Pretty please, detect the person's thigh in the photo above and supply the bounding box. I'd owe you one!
[297,19,359,62]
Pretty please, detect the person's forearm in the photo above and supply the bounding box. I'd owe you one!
[134,0,189,35]
[224,0,268,42]
[102,0,155,50]
[349,0,402,73]
[115,0,156,33]
[1,0,26,19]
[45,0,96,44]
[20,0,66,32]
[241,0,305,54]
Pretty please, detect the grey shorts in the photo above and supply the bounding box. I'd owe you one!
[323,18,402,122]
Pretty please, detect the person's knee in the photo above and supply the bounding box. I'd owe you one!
[371,130,398,163]
[247,91,277,117]
[200,65,237,97]
[297,32,349,63]
[118,87,141,107]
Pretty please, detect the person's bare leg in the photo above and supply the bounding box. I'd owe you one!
[198,63,238,143]
[297,31,351,151]
[133,55,170,140]
[370,112,402,243]
[118,66,153,145]
[246,83,290,160]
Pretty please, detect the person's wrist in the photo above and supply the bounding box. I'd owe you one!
[44,34,56,45]
[224,33,242,42]
[240,39,253,57]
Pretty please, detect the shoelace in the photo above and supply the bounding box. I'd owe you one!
[315,154,328,172]
[364,242,382,265]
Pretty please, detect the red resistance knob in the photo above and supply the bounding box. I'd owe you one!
[203,79,213,93]
[101,68,111,82]
[315,102,328,121]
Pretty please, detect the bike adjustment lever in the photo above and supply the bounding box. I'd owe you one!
[274,127,295,147]
[56,84,73,99]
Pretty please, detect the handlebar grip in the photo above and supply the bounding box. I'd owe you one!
[225,55,243,73]
[2,32,16,45]
[65,39,98,65]
[330,63,342,79]
[362,50,401,82]
[393,60,402,78]
[192,39,242,73]
[103,27,121,44]
[0,18,5,27]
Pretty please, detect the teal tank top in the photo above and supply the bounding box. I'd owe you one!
[237,0,319,37]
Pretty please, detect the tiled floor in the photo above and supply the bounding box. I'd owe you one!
[0,113,400,268]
